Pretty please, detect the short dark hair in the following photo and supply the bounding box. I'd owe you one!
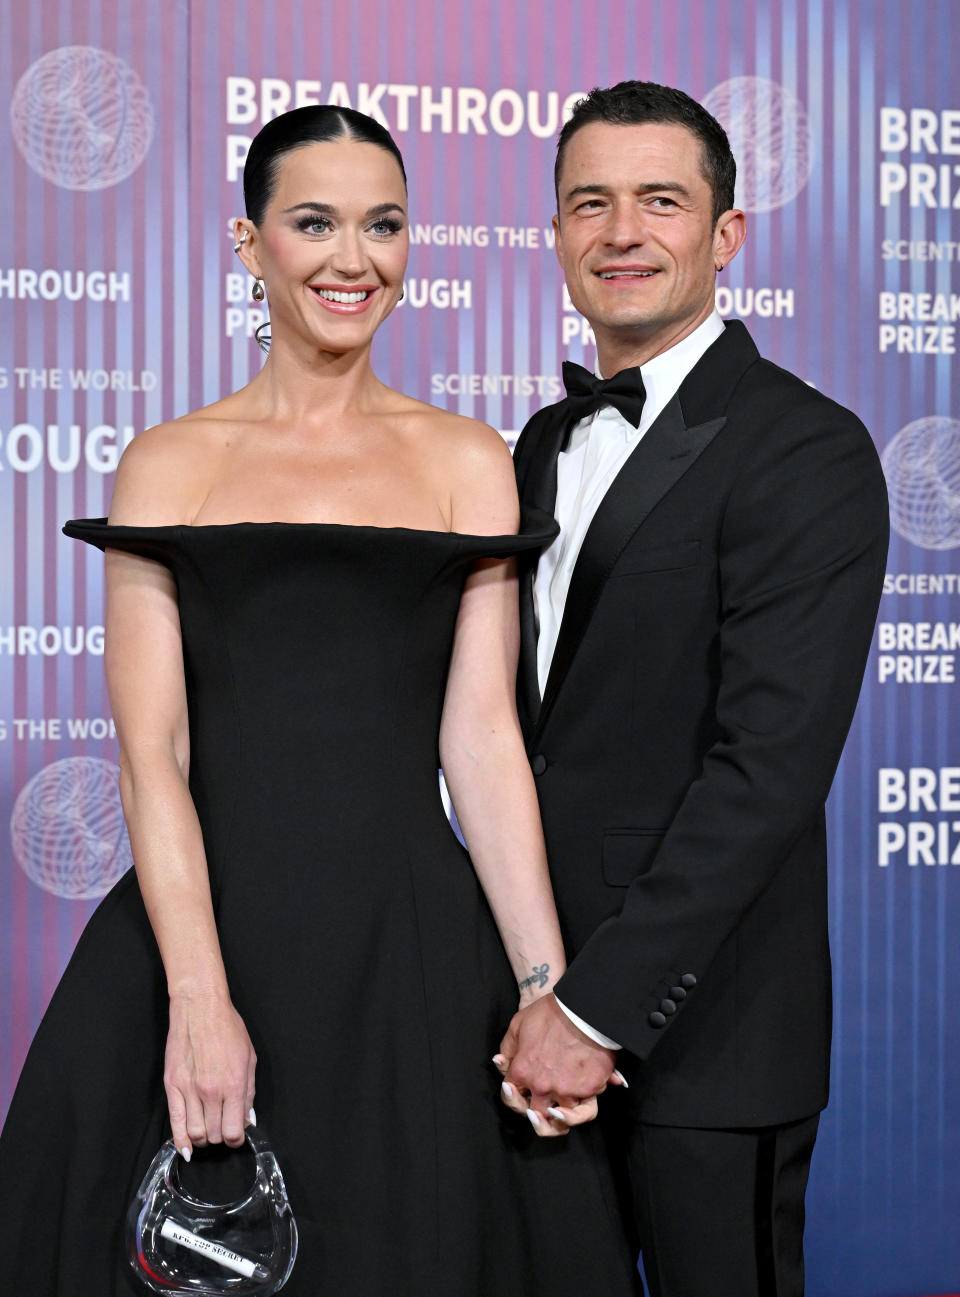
[554,81,736,224]
[244,105,407,226]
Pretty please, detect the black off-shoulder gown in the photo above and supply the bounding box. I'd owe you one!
[0,515,640,1296]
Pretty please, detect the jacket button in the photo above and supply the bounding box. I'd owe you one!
[648,1010,667,1028]
[531,754,548,775]
[660,998,677,1016]
[680,973,697,989]
[669,986,687,1001]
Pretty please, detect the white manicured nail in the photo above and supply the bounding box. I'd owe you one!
[248,1108,257,1126]
[546,1106,567,1121]
[501,1081,513,1099]
[180,1146,192,1162]
[527,1109,542,1128]
[612,1069,629,1088]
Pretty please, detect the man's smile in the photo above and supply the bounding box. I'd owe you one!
[594,266,660,280]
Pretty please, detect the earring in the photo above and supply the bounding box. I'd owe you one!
[233,230,248,253]
[252,278,265,301]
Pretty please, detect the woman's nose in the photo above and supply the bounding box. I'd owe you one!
[328,228,366,277]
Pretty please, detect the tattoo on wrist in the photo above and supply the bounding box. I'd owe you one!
[518,963,550,992]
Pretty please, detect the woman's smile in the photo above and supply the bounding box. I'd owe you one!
[308,282,381,313]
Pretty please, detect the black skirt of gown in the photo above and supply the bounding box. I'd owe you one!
[0,514,641,1296]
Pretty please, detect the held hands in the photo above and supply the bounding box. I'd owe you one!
[164,990,257,1160]
[495,993,625,1139]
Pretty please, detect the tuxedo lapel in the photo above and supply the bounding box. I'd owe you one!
[516,403,582,730]
[516,403,582,514]
[535,396,726,737]
[516,566,541,734]
[520,320,760,738]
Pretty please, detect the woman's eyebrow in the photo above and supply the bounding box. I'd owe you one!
[281,201,406,217]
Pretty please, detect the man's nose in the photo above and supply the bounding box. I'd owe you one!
[604,201,647,251]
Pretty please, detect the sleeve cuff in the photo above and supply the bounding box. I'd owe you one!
[554,996,622,1050]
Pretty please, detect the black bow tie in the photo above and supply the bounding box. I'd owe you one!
[561,360,647,429]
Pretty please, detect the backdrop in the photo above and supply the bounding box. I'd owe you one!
[1,2,958,1293]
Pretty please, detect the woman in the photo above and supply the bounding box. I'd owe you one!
[0,107,639,1295]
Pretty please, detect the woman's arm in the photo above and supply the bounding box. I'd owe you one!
[105,432,255,1156]
[439,552,567,1003]
[440,426,566,1005]
[440,423,618,1135]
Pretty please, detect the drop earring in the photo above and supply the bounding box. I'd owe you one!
[252,278,265,301]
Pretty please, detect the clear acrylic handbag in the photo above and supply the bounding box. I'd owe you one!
[125,1126,298,1295]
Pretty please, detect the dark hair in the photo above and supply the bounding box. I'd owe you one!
[243,104,407,226]
[554,81,736,224]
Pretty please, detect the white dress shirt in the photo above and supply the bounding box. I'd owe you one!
[541,311,726,1050]
[536,311,725,695]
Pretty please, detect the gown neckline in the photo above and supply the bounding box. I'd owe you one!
[64,511,557,544]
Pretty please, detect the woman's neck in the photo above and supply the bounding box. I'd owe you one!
[243,334,385,424]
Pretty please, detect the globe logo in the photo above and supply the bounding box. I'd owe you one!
[10,46,153,191]
[882,416,960,550]
[702,76,814,213]
[10,757,134,899]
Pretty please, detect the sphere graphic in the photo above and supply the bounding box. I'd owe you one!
[881,417,960,550]
[10,757,134,899]
[702,76,814,212]
[10,46,153,190]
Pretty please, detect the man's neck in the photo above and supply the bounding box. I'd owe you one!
[595,300,717,377]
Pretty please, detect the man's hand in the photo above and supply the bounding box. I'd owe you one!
[495,993,622,1137]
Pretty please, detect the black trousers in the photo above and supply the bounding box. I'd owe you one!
[603,1105,820,1297]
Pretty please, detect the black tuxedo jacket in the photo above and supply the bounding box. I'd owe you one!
[514,321,888,1128]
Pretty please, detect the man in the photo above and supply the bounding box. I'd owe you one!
[498,82,888,1297]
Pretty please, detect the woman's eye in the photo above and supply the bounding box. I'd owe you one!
[369,218,403,237]
[298,217,332,235]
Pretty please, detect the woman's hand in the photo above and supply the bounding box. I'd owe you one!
[491,1050,600,1139]
[493,995,627,1138]
[164,990,257,1158]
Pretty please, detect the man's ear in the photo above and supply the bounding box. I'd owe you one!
[713,208,746,271]
[552,212,563,268]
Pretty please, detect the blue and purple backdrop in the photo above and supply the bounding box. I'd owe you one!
[1,2,958,1293]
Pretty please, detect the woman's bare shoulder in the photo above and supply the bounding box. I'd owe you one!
[389,393,512,467]
[108,404,236,525]
[402,403,518,534]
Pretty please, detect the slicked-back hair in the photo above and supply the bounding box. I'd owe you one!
[243,105,407,226]
[555,81,736,224]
